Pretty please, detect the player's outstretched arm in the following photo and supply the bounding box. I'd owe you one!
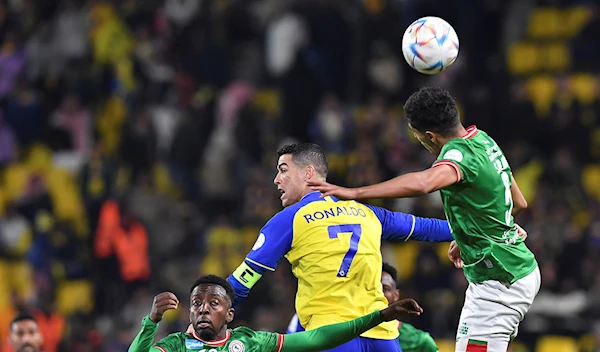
[280,299,423,352]
[309,165,459,200]
[366,205,454,242]
[129,292,179,352]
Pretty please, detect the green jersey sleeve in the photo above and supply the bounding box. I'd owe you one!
[230,327,283,352]
[128,316,186,352]
[398,322,439,352]
[434,138,479,184]
[281,311,382,352]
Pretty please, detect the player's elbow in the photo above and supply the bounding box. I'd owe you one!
[513,197,528,214]
[418,178,437,195]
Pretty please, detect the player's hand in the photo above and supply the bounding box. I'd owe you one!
[516,223,527,241]
[150,292,179,323]
[308,181,358,199]
[380,298,423,321]
[448,240,463,269]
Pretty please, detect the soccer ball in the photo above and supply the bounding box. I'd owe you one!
[401,16,459,75]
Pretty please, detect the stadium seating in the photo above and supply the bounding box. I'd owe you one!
[535,336,578,352]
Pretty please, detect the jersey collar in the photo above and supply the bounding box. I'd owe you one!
[462,125,478,139]
[186,325,231,347]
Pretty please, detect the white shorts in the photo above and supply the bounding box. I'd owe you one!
[455,266,541,352]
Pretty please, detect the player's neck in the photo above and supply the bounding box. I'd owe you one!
[439,126,468,145]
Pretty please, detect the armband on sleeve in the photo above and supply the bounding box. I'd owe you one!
[232,261,263,289]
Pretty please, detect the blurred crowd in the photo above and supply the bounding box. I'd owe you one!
[0,0,599,351]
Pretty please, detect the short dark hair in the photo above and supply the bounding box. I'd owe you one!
[10,312,37,330]
[382,262,398,286]
[277,143,328,178]
[190,275,235,305]
[403,87,460,136]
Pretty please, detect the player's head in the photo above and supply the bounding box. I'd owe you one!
[275,143,328,207]
[403,87,461,155]
[189,275,235,341]
[9,312,43,352]
[381,262,400,305]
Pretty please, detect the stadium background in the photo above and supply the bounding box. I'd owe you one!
[0,0,598,351]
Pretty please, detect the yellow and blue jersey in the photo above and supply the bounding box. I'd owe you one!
[227,191,453,340]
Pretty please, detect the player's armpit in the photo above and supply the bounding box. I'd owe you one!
[280,312,382,352]
[510,174,528,215]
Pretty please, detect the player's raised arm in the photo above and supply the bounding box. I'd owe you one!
[309,165,459,200]
[129,293,179,352]
[365,205,454,242]
[226,210,294,307]
[280,299,423,352]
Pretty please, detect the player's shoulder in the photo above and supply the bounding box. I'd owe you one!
[231,326,277,341]
[155,332,186,346]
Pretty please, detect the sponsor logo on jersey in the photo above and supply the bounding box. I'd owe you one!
[185,338,204,349]
[443,149,463,162]
[252,233,266,251]
[228,340,245,352]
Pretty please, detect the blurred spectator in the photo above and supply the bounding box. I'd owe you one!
[0,203,33,309]
[0,31,25,100]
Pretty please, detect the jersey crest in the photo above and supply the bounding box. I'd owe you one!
[228,340,245,352]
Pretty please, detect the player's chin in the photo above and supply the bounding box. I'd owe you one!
[195,326,217,340]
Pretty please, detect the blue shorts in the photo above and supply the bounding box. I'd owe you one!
[322,336,402,352]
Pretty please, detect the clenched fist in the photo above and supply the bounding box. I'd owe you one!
[150,292,179,323]
[380,299,423,321]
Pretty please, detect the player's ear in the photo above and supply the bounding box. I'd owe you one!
[226,308,235,324]
[425,130,436,143]
[394,289,401,302]
[304,165,316,180]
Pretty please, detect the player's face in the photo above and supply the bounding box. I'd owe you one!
[10,320,42,352]
[408,124,442,155]
[189,284,234,341]
[381,271,400,305]
[274,154,309,207]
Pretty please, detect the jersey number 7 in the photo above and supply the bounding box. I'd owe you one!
[327,224,363,278]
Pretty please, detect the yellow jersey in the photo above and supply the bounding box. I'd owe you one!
[229,191,453,340]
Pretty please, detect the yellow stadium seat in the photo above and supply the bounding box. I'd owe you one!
[252,90,281,116]
[569,74,597,105]
[436,339,455,352]
[565,6,593,37]
[582,164,600,201]
[536,336,578,352]
[436,242,453,266]
[526,75,558,117]
[507,42,539,75]
[513,159,544,203]
[579,334,595,352]
[543,42,570,72]
[56,280,94,316]
[391,242,419,280]
[528,8,563,39]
